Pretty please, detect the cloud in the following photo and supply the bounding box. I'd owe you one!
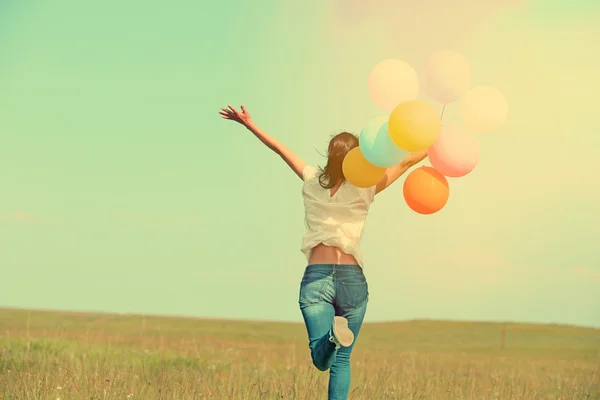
[566,267,600,306]
[329,0,526,56]
[110,212,203,226]
[0,211,59,223]
[566,265,600,283]
[0,210,38,222]
[407,245,514,289]
[402,245,587,285]
[393,246,598,308]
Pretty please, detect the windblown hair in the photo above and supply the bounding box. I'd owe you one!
[318,132,359,189]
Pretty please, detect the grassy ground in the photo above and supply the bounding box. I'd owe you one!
[0,308,598,399]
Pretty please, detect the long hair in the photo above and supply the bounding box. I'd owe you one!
[318,132,359,189]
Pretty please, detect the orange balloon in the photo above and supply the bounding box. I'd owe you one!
[403,166,450,215]
[342,147,386,188]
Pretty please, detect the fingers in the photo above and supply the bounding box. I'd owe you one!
[227,104,241,116]
[220,106,245,122]
[219,109,231,119]
[241,105,251,117]
[220,105,250,122]
[223,104,250,117]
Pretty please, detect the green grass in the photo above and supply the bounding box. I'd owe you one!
[0,308,599,399]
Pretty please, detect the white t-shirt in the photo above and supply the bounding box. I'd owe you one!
[300,165,376,268]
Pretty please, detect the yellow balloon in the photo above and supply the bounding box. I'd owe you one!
[460,86,508,133]
[342,147,386,188]
[388,100,441,152]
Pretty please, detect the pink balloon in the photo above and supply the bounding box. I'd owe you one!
[428,125,480,178]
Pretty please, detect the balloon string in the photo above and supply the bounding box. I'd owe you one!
[440,104,446,121]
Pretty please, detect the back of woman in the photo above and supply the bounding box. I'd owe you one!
[301,162,375,268]
[220,104,426,400]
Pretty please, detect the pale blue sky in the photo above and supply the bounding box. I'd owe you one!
[1,0,599,327]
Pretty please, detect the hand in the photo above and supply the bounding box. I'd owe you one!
[219,104,253,127]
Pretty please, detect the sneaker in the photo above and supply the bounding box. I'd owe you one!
[330,316,354,348]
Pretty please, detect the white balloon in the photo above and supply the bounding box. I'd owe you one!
[367,60,419,111]
[460,86,509,133]
[421,50,471,104]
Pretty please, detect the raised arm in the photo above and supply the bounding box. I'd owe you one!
[375,150,428,195]
[220,104,306,180]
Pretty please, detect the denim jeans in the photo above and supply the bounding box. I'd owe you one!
[298,264,369,400]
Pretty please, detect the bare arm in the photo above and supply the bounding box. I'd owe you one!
[245,121,306,180]
[375,150,428,195]
[220,104,306,180]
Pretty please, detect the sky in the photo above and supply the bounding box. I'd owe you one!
[1,0,599,328]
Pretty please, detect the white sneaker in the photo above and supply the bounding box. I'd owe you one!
[330,316,354,348]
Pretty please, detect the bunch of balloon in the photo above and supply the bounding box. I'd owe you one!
[388,98,448,215]
[419,50,509,213]
[343,53,508,215]
[342,59,421,189]
[360,58,449,215]
[342,58,448,214]
[397,50,477,214]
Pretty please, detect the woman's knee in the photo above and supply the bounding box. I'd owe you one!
[310,353,330,371]
[312,360,329,372]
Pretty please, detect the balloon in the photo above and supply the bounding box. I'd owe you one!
[367,60,419,111]
[388,100,441,152]
[428,125,480,178]
[342,147,386,188]
[421,50,471,104]
[403,166,450,215]
[359,116,409,168]
[460,86,508,133]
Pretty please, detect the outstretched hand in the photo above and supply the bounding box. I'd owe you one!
[219,104,253,127]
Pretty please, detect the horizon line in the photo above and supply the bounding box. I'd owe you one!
[2,306,598,331]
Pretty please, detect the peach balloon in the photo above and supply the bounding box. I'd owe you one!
[403,166,450,215]
[342,147,386,188]
[428,125,480,178]
[367,59,420,111]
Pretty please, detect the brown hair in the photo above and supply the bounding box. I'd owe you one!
[318,132,359,189]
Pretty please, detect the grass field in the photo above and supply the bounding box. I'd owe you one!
[0,308,598,399]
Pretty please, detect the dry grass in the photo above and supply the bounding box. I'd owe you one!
[0,308,599,399]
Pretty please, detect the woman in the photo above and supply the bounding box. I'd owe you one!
[219,104,427,399]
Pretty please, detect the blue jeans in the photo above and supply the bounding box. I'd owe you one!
[298,264,369,400]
